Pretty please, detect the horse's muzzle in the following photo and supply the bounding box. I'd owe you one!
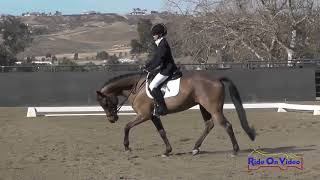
[108,115,118,123]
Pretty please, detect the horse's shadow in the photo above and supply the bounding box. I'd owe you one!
[174,145,317,156]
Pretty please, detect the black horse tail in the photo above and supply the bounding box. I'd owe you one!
[220,77,256,141]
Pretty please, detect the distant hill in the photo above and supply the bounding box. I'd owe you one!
[17,13,164,59]
[20,13,128,33]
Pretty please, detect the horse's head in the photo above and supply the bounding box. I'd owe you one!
[96,91,119,123]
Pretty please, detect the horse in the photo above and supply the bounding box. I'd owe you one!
[96,71,256,157]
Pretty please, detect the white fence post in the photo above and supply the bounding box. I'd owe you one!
[27,107,37,117]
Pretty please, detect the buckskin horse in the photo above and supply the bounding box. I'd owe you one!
[96,71,255,157]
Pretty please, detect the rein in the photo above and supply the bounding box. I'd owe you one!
[114,72,146,114]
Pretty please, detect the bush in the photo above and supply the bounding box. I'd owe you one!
[96,51,109,60]
[108,55,119,64]
[83,62,99,72]
[58,59,82,72]
[32,26,48,35]
[58,59,77,66]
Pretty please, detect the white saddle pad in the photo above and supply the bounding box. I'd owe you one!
[146,78,181,99]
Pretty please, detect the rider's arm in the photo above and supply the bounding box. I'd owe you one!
[145,44,167,71]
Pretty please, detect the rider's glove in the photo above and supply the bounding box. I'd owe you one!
[141,65,149,73]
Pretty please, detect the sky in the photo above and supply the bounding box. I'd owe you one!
[0,0,164,15]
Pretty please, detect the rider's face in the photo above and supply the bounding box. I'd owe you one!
[153,34,159,41]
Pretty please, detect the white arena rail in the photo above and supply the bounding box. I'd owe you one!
[27,106,135,117]
[27,103,320,117]
[277,103,320,115]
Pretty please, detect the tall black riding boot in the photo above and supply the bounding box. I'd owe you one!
[151,88,168,116]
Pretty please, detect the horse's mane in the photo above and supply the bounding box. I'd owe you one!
[102,72,145,87]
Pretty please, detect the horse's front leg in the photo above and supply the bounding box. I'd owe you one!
[151,116,172,157]
[124,115,149,152]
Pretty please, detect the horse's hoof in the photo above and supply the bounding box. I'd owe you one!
[192,149,200,156]
[125,148,132,154]
[161,154,169,158]
[230,152,238,158]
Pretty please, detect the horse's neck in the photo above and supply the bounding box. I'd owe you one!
[102,76,138,95]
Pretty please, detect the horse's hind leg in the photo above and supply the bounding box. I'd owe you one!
[212,111,239,155]
[192,105,214,155]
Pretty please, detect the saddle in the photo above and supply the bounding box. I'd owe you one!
[146,69,183,98]
[147,68,182,85]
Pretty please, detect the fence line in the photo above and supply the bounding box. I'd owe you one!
[1,59,320,72]
[27,103,320,117]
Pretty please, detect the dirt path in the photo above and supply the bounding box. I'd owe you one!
[0,108,319,180]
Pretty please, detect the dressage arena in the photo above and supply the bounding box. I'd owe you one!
[0,67,319,179]
[1,106,320,180]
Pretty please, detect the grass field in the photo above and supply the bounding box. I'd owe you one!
[0,108,319,180]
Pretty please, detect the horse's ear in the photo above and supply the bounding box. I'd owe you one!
[96,91,104,97]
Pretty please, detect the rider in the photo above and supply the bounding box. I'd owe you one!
[144,23,178,116]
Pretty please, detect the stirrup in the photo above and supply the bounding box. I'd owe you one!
[153,108,160,117]
[153,103,167,116]
[153,104,160,117]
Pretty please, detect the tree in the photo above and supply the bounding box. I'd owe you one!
[137,19,154,53]
[0,44,15,66]
[74,52,79,60]
[109,55,119,64]
[96,51,109,60]
[130,39,143,54]
[26,56,32,63]
[0,16,33,65]
[45,53,52,58]
[165,0,320,62]
[130,19,155,54]
[51,55,58,63]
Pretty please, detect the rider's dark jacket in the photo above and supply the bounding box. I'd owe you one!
[145,38,178,76]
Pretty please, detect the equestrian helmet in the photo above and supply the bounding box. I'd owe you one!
[151,23,167,36]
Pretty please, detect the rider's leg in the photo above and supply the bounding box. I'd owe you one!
[149,73,169,90]
[149,73,169,116]
[151,87,168,115]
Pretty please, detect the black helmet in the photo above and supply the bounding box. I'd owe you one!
[151,23,167,36]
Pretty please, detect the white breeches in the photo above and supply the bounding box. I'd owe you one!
[149,73,169,91]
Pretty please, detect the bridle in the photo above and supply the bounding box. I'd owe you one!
[109,72,146,116]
